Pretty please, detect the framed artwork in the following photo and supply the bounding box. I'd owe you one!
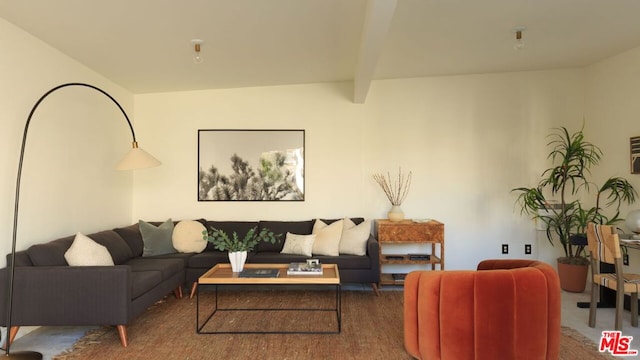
[198,129,305,201]
[632,136,640,174]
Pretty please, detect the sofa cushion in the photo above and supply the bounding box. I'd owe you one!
[339,218,372,256]
[312,219,344,256]
[280,233,315,257]
[144,252,194,267]
[130,270,163,299]
[204,221,259,251]
[9,251,33,266]
[256,220,313,252]
[187,251,234,269]
[27,235,75,266]
[124,258,185,281]
[172,220,207,253]
[316,218,365,226]
[25,230,132,266]
[113,223,145,258]
[140,219,176,257]
[87,230,134,265]
[64,232,114,266]
[326,253,373,270]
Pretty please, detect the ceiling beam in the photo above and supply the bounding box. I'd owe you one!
[353,0,398,104]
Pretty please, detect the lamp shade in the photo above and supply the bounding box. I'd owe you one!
[116,142,161,171]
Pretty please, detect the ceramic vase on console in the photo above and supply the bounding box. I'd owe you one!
[388,205,405,222]
[228,251,247,272]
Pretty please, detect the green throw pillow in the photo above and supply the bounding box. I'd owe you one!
[140,219,176,257]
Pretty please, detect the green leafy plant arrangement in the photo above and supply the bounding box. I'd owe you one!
[202,226,281,252]
[512,127,637,265]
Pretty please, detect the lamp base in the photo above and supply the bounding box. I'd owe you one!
[4,351,43,359]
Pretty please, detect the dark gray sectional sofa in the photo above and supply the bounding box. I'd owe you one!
[0,217,379,347]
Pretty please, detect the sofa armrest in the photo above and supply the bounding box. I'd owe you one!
[366,235,380,273]
[0,265,132,326]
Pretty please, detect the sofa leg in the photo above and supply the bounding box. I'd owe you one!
[117,325,128,347]
[173,286,183,299]
[190,282,198,299]
[371,283,380,296]
[7,326,19,346]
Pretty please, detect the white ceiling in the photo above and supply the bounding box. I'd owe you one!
[2,0,640,102]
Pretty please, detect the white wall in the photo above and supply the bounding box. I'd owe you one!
[133,69,585,269]
[8,11,640,274]
[0,19,136,267]
[585,46,640,273]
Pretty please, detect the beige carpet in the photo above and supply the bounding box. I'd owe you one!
[53,289,614,360]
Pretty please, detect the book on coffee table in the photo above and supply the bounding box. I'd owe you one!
[239,268,280,278]
[287,262,323,275]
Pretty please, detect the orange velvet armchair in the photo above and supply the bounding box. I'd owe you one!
[404,259,561,360]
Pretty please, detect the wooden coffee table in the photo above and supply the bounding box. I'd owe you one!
[196,263,341,334]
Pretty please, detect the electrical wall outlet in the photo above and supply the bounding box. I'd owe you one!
[502,244,509,254]
[525,244,532,255]
[624,254,630,266]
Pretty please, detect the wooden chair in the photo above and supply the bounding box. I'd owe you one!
[586,222,640,330]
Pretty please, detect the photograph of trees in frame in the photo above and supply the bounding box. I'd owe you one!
[198,129,305,201]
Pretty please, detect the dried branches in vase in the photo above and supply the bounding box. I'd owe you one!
[373,168,412,222]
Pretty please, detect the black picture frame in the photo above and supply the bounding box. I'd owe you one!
[198,129,305,201]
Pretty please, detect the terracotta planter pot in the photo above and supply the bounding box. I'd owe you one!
[557,261,589,293]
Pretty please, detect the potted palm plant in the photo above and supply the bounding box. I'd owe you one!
[202,226,281,272]
[512,127,637,292]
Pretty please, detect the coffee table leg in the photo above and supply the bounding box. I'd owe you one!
[197,283,220,333]
[196,282,200,332]
[214,284,218,311]
[336,284,342,333]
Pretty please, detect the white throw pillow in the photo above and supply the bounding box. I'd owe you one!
[64,232,114,266]
[280,233,316,257]
[172,220,208,253]
[312,219,344,256]
[339,218,372,256]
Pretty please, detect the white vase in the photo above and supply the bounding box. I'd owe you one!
[388,205,405,222]
[228,251,247,272]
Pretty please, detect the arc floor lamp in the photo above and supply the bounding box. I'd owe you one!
[3,82,161,359]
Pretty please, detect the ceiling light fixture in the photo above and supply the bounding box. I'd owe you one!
[191,39,204,64]
[512,27,526,50]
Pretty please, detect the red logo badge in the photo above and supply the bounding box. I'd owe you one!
[599,331,638,356]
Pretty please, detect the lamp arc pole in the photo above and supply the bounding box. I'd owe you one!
[4,82,159,359]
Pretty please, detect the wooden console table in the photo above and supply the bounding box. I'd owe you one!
[376,219,444,286]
